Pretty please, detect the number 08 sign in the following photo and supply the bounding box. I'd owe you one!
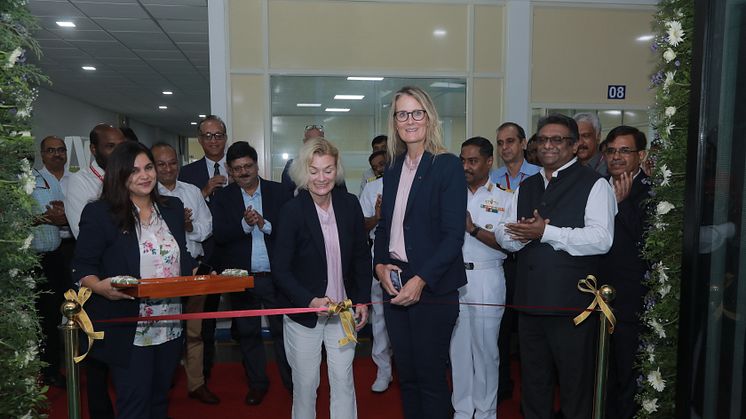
[607,85,626,100]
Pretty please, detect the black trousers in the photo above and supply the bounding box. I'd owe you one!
[85,357,115,419]
[201,293,220,378]
[606,319,642,419]
[497,254,518,398]
[228,274,292,391]
[518,313,597,419]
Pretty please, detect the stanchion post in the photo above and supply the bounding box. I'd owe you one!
[59,299,82,419]
[592,285,616,419]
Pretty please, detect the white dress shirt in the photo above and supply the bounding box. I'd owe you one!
[359,177,383,240]
[204,156,227,179]
[158,181,213,259]
[464,180,511,263]
[495,157,617,256]
[64,160,105,238]
[39,166,73,239]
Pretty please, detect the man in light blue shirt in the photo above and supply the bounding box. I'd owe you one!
[489,122,540,192]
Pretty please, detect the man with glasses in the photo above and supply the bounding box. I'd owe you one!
[210,141,293,404]
[574,112,608,176]
[598,126,651,419]
[495,113,616,419]
[180,115,229,198]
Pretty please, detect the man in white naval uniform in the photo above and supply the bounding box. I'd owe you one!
[359,149,393,393]
[451,136,512,419]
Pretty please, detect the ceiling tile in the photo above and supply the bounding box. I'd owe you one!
[141,0,207,7]
[144,5,207,21]
[160,19,207,34]
[134,49,185,60]
[38,39,74,50]
[72,2,149,19]
[111,32,174,49]
[26,1,85,18]
[168,32,207,43]
[36,16,99,31]
[95,18,160,32]
[48,29,116,42]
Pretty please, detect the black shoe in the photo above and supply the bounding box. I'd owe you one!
[245,388,267,405]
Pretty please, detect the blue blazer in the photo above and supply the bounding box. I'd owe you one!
[373,151,467,295]
[71,196,197,367]
[210,178,290,272]
[179,157,210,190]
[272,188,372,328]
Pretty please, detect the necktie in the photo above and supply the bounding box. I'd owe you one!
[213,162,221,177]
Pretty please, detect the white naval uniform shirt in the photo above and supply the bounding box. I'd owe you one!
[463,180,511,265]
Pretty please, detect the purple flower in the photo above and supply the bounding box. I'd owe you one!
[650,42,659,52]
[674,60,681,67]
[651,71,665,86]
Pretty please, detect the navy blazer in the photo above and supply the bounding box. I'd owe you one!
[373,151,467,295]
[272,188,372,328]
[179,157,211,190]
[71,196,197,367]
[210,178,290,271]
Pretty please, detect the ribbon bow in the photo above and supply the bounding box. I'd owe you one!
[572,275,616,334]
[327,299,358,346]
[63,288,105,363]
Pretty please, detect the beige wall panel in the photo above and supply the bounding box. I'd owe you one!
[229,0,264,69]
[532,7,655,106]
[474,5,504,74]
[231,75,267,174]
[472,78,503,142]
[268,1,467,72]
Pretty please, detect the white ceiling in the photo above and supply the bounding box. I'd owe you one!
[27,0,209,137]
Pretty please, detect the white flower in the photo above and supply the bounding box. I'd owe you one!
[658,284,671,298]
[665,20,685,46]
[20,158,31,173]
[20,173,35,194]
[646,345,656,362]
[663,48,677,63]
[665,106,677,117]
[19,411,33,419]
[20,234,33,251]
[660,164,673,186]
[5,47,22,68]
[9,268,19,278]
[656,263,669,283]
[16,107,30,118]
[663,71,676,90]
[665,123,675,136]
[24,276,35,289]
[657,201,675,216]
[655,221,668,230]
[650,319,667,338]
[647,368,666,392]
[642,398,659,413]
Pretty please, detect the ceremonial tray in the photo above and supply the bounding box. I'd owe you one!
[112,274,254,298]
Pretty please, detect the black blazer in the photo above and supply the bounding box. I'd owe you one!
[272,188,372,328]
[210,178,290,271]
[179,157,211,190]
[373,151,467,295]
[70,196,197,367]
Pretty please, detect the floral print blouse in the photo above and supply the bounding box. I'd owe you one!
[134,206,182,347]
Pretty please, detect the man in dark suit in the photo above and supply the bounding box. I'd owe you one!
[599,126,651,419]
[178,115,227,379]
[210,141,292,405]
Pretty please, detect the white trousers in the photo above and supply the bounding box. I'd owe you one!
[450,264,506,419]
[370,278,392,380]
[284,315,358,419]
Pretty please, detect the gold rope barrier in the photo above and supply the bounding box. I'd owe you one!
[63,288,105,363]
[327,299,358,346]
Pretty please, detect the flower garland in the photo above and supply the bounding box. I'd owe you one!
[635,0,692,417]
[0,0,49,417]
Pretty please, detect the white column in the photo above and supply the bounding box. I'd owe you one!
[208,0,230,137]
[503,0,532,130]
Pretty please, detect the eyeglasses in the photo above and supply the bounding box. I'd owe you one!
[535,135,573,146]
[230,164,255,173]
[304,124,324,132]
[394,109,427,122]
[199,132,226,141]
[603,147,639,156]
[42,147,67,154]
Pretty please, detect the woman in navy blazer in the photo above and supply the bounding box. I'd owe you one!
[272,138,371,419]
[373,86,467,419]
[72,141,196,419]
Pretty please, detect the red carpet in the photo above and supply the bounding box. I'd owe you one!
[46,359,524,418]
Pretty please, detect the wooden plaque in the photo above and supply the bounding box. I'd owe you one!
[112,275,254,298]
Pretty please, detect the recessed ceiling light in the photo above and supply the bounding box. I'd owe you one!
[347,77,384,81]
[296,103,322,107]
[158,105,168,110]
[433,28,447,37]
[604,110,622,115]
[162,91,173,95]
[56,21,76,28]
[198,114,206,118]
[190,122,197,125]
[636,35,654,42]
[81,66,96,71]
[334,95,364,100]
[430,82,464,88]
[325,108,350,112]
[282,153,289,160]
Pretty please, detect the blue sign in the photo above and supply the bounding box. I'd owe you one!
[607,85,626,100]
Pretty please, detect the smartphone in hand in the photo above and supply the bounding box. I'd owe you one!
[390,270,402,291]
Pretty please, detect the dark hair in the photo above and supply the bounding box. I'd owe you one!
[226,141,258,166]
[368,149,387,164]
[371,135,387,148]
[89,123,115,146]
[497,122,526,140]
[151,142,176,153]
[197,115,227,135]
[461,136,493,158]
[101,141,162,232]
[603,125,647,150]
[120,127,139,143]
[536,113,580,143]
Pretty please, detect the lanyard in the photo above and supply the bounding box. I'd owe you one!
[90,163,104,182]
[505,172,526,191]
[34,169,50,189]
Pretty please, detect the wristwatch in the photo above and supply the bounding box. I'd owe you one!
[469,226,481,237]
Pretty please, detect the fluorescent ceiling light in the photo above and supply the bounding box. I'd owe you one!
[325,108,350,112]
[433,28,447,37]
[636,34,654,42]
[81,66,96,71]
[190,122,197,125]
[430,82,464,88]
[282,153,289,160]
[162,91,173,95]
[56,21,76,28]
[158,105,168,110]
[347,77,384,81]
[604,110,622,115]
[198,114,206,118]
[296,103,321,107]
[334,95,364,100]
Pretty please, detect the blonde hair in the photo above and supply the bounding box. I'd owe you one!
[386,86,447,163]
[289,137,346,190]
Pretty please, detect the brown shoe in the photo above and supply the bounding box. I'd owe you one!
[188,384,220,405]
[244,388,267,406]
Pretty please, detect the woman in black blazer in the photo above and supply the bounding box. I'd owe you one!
[72,141,196,419]
[272,137,371,419]
[373,86,468,419]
